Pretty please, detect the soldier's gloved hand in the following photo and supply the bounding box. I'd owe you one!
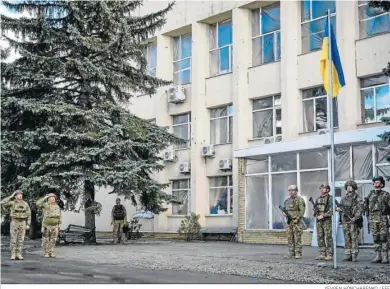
[349,217,355,222]
[336,207,341,212]
[293,219,299,224]
[26,225,30,230]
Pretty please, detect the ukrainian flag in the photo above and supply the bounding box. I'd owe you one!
[320,17,345,97]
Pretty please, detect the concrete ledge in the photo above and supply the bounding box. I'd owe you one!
[239,230,313,245]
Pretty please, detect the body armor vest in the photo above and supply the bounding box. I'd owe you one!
[113,205,126,220]
[10,201,29,219]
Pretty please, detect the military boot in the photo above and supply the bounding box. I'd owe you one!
[15,251,24,260]
[351,254,357,262]
[315,255,326,260]
[371,251,382,263]
[10,250,16,260]
[44,253,50,258]
[381,251,389,264]
[343,254,352,261]
[325,255,333,261]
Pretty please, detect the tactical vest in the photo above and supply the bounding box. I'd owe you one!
[113,205,126,220]
[341,192,363,223]
[43,203,61,218]
[10,201,29,219]
[315,195,330,214]
[368,190,390,216]
[284,196,303,219]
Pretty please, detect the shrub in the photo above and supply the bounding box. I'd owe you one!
[178,213,201,242]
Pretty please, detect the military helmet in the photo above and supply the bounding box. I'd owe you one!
[319,184,331,191]
[288,185,298,191]
[372,176,385,187]
[14,190,23,196]
[344,180,357,190]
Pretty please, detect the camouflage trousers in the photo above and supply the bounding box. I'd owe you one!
[10,219,27,254]
[113,220,124,243]
[286,220,304,256]
[316,218,333,256]
[342,223,360,255]
[43,225,59,256]
[370,220,388,252]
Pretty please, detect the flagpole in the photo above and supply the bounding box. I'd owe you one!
[326,9,337,269]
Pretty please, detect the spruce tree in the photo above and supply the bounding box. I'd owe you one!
[1,0,181,242]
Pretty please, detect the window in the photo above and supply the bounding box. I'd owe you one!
[146,42,157,76]
[251,3,281,66]
[358,1,390,39]
[210,105,233,145]
[172,179,190,215]
[173,34,192,85]
[252,95,281,139]
[172,113,191,149]
[302,87,338,132]
[209,176,233,215]
[360,75,390,124]
[301,0,336,53]
[209,19,233,76]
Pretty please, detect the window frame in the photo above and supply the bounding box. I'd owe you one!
[173,33,192,85]
[301,0,336,53]
[302,87,338,132]
[172,179,191,216]
[210,104,233,145]
[252,95,282,139]
[360,76,390,124]
[251,4,281,66]
[146,42,157,76]
[209,175,233,215]
[209,19,233,76]
[358,1,390,39]
[172,113,191,150]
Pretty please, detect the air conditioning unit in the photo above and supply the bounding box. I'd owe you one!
[201,144,215,157]
[317,129,329,135]
[264,136,283,144]
[168,86,186,104]
[163,149,176,162]
[179,162,191,174]
[219,159,232,171]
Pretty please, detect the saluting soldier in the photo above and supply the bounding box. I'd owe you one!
[0,190,31,260]
[36,192,61,258]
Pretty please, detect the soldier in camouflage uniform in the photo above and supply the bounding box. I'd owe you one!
[314,184,334,261]
[336,180,364,262]
[0,190,31,260]
[111,198,127,244]
[282,185,306,259]
[366,176,390,264]
[36,192,61,258]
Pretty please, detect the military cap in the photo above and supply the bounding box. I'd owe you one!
[288,185,298,191]
[14,190,23,195]
[48,193,56,198]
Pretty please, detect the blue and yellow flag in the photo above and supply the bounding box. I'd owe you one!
[320,17,345,97]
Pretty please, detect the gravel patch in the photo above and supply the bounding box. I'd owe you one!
[29,241,390,284]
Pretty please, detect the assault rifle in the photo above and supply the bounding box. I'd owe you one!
[278,205,292,225]
[308,197,320,218]
[364,197,370,234]
[335,199,363,229]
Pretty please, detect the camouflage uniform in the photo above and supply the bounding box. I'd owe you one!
[284,185,306,259]
[338,181,364,262]
[366,176,390,264]
[36,193,61,258]
[314,187,334,261]
[111,199,127,244]
[0,191,31,260]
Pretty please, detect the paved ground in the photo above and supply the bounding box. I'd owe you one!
[1,238,390,284]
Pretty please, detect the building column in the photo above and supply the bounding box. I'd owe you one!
[335,1,360,130]
[154,34,173,232]
[232,7,252,228]
[190,22,209,227]
[237,158,246,243]
[280,0,300,140]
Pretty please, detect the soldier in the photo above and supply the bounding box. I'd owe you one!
[282,185,306,259]
[111,198,127,244]
[366,176,390,264]
[336,180,364,262]
[0,190,31,260]
[36,192,61,258]
[314,184,334,261]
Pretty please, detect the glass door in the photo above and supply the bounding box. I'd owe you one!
[357,182,373,244]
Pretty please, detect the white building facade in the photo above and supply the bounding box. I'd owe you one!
[61,0,390,242]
